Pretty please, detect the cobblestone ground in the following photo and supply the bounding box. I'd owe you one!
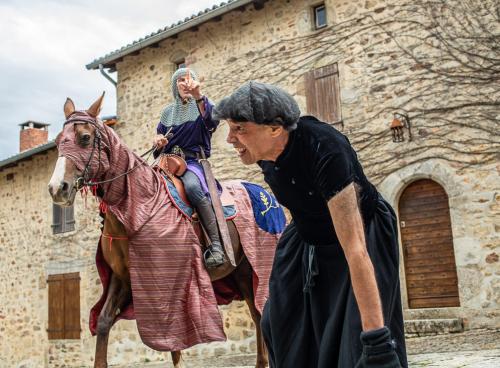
[404,328,500,368]
[122,329,500,368]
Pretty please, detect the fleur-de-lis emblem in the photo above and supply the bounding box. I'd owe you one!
[260,191,278,216]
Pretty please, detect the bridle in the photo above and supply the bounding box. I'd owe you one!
[63,113,156,191]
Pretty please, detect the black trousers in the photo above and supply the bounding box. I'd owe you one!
[261,196,408,368]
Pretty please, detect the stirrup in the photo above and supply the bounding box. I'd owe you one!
[203,245,226,268]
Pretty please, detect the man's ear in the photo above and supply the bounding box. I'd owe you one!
[269,125,285,138]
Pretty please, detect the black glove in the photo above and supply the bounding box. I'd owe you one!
[354,326,402,368]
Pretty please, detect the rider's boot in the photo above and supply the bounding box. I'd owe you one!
[196,196,226,268]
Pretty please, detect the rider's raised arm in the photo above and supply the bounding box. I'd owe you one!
[198,96,219,132]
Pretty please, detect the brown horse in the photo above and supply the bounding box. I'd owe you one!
[48,95,274,368]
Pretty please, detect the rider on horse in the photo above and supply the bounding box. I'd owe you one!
[153,67,225,268]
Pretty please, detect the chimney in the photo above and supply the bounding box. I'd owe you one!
[19,121,50,152]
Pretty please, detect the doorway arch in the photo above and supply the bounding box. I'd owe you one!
[399,179,460,308]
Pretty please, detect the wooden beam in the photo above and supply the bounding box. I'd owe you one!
[103,119,118,127]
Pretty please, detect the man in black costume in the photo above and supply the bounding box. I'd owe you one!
[213,81,407,368]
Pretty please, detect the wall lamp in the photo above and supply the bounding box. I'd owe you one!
[390,113,412,142]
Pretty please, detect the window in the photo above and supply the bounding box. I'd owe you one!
[304,63,342,128]
[175,59,186,69]
[313,4,327,29]
[52,204,75,234]
[47,273,81,339]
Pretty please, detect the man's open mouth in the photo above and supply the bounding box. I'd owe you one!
[235,147,247,157]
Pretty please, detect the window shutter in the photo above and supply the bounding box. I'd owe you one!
[52,204,63,234]
[47,273,81,339]
[52,204,75,234]
[63,273,81,339]
[305,63,342,126]
[47,275,65,339]
[63,206,75,232]
[305,70,318,118]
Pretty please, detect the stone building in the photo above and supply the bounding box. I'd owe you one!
[1,0,498,366]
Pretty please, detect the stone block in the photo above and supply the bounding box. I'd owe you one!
[404,318,464,336]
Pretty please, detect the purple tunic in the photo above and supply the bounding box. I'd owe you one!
[155,96,220,195]
[155,96,219,159]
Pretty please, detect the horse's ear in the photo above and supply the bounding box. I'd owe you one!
[87,92,105,118]
[64,98,75,119]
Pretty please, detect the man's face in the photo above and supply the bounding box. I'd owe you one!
[176,76,190,99]
[226,120,283,165]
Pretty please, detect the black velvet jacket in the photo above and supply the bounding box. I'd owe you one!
[258,116,378,245]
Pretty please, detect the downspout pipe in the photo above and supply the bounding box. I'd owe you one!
[99,64,117,87]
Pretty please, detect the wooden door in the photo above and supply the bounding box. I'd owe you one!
[399,179,460,308]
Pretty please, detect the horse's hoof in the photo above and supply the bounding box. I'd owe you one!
[174,361,186,368]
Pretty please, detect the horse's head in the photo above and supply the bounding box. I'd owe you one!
[48,93,110,206]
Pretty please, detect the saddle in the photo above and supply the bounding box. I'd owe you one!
[153,154,211,246]
[155,153,235,209]
[156,154,190,205]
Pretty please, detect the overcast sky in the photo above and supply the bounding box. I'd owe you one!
[0,0,220,160]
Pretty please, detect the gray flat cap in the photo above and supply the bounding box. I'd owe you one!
[213,81,300,131]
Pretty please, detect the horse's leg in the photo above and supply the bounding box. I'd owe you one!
[171,351,184,368]
[233,257,269,368]
[94,273,131,368]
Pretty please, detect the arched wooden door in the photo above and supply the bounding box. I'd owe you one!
[399,179,460,308]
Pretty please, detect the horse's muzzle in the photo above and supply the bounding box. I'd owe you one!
[48,180,76,206]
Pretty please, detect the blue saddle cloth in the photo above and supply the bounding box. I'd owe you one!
[165,179,236,219]
[241,182,286,235]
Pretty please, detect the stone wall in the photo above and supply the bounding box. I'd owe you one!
[1,0,498,366]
